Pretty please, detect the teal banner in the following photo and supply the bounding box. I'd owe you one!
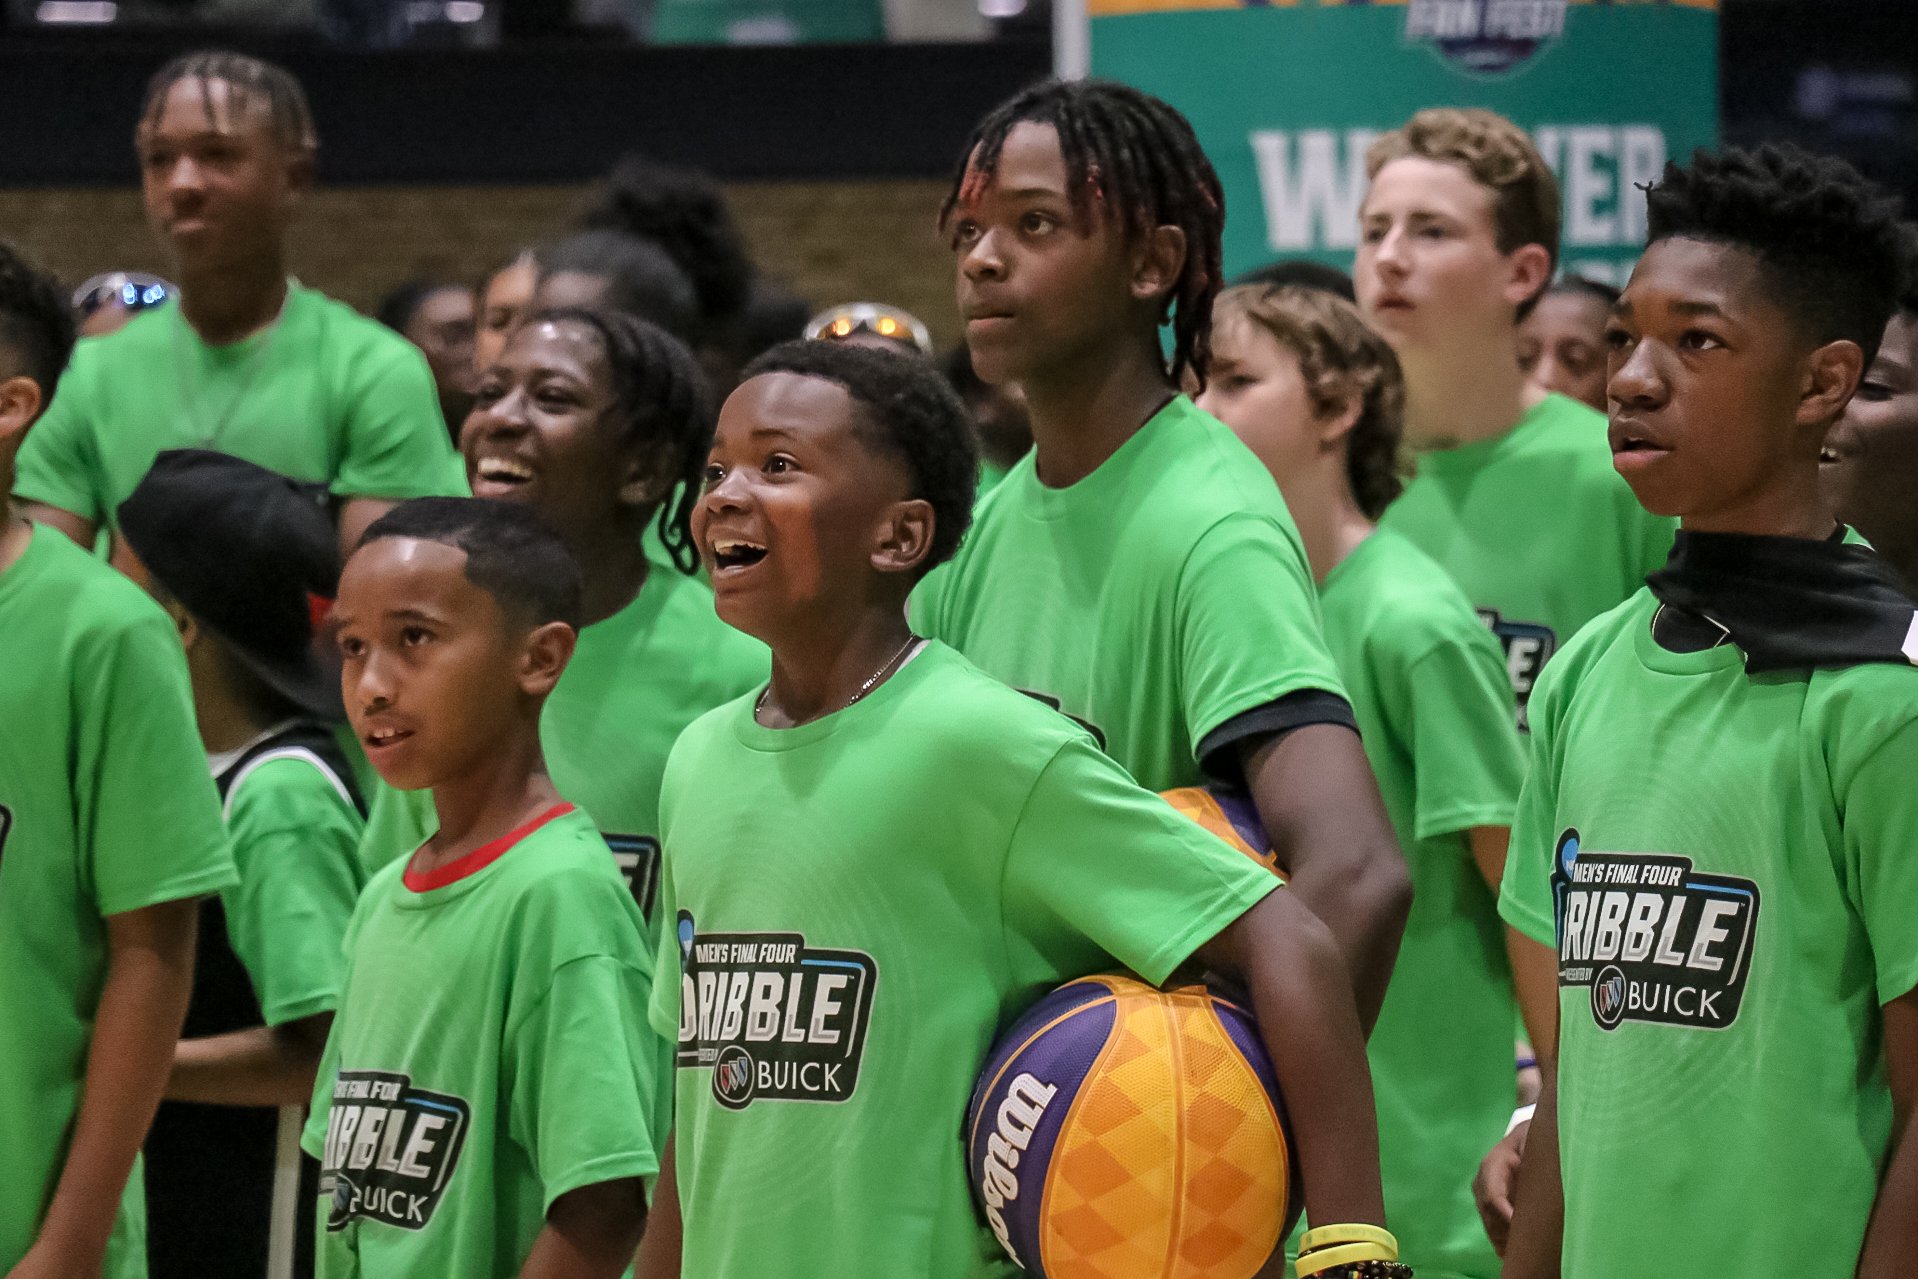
[1085,1,1720,283]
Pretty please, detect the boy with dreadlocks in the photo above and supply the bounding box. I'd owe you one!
[1498,146,1918,1277]
[912,79,1411,1031]
[14,50,459,560]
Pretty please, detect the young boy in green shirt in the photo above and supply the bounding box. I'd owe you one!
[911,79,1410,1033]
[1499,146,1918,1278]
[642,339,1399,1279]
[1198,283,1536,1279]
[115,449,368,1279]
[355,309,763,921]
[0,245,238,1278]
[306,497,656,1278]
[13,51,458,559]
[1357,109,1675,728]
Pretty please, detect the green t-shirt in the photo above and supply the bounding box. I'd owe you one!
[218,744,367,1026]
[1379,393,1675,726]
[356,569,766,912]
[14,285,461,528]
[1317,531,1524,1279]
[1498,585,1918,1276]
[0,524,237,1277]
[302,805,660,1279]
[648,641,1281,1279]
[911,396,1346,790]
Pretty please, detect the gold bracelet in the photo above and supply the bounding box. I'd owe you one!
[1299,1224,1398,1256]
[1296,1241,1396,1276]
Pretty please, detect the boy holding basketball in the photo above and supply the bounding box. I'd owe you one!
[912,79,1410,1033]
[0,242,238,1279]
[642,340,1402,1279]
[1499,147,1918,1277]
[304,498,657,1278]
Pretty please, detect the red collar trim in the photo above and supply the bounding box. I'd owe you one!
[403,803,575,893]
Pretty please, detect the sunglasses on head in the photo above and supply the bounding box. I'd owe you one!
[807,303,933,355]
[73,272,177,320]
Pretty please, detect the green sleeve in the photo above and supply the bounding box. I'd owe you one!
[356,781,437,880]
[508,955,663,1207]
[12,360,103,522]
[1003,736,1280,987]
[79,607,236,916]
[330,341,464,501]
[1175,514,1347,756]
[1836,718,1918,1004]
[1498,660,1566,948]
[648,856,682,1043]
[1405,628,1526,843]
[221,756,367,1026]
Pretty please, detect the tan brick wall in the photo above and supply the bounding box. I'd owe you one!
[0,178,963,347]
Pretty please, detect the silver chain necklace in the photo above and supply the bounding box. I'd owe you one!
[756,635,923,724]
[171,285,291,449]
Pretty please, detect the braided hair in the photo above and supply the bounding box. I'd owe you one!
[524,306,715,575]
[139,51,317,153]
[940,78,1226,390]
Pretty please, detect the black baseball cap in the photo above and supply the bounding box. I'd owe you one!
[118,449,342,720]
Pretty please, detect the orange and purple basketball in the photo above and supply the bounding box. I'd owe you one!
[1158,786,1283,877]
[966,973,1298,1278]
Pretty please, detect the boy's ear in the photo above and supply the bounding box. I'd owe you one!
[517,620,578,698]
[1799,339,1867,433]
[871,497,935,578]
[1501,243,1554,314]
[283,146,317,203]
[0,375,44,444]
[164,599,199,650]
[616,448,668,510]
[1317,387,1365,448]
[1130,225,1188,307]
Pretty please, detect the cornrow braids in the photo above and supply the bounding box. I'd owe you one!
[941,78,1225,389]
[140,51,318,154]
[526,306,715,575]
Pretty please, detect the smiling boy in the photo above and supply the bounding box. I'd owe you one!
[1499,146,1918,1278]
[642,339,1398,1278]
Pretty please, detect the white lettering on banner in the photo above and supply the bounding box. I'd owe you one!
[1249,129,1380,252]
[1250,124,1667,256]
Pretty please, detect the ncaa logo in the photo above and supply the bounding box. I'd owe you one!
[1404,0,1568,77]
[713,1045,756,1110]
[1592,965,1628,1031]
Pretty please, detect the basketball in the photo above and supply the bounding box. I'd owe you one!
[1159,786,1283,877]
[965,973,1299,1279]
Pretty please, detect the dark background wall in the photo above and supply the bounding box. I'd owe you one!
[4,2,1917,341]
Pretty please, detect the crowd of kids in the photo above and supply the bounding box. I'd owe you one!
[2,45,1916,1279]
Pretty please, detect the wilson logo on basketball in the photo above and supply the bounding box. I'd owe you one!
[1550,829,1761,1033]
[318,1070,471,1232]
[977,1073,1058,1265]
[674,912,879,1110]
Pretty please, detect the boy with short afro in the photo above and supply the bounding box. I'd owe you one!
[0,242,237,1278]
[642,339,1396,1278]
[1500,146,1918,1277]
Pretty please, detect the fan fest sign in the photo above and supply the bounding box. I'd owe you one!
[1075,0,1720,284]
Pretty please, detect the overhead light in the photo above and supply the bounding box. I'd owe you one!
[445,0,485,20]
[36,0,117,21]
